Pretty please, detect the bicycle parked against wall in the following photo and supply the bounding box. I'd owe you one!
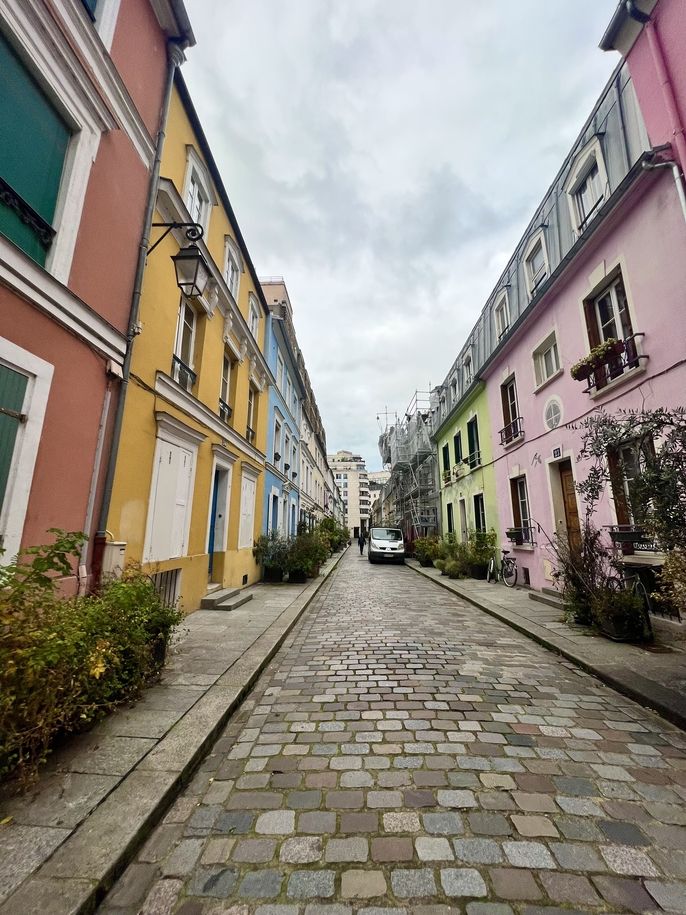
[606,566,654,639]
[487,549,518,588]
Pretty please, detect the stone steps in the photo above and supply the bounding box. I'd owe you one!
[200,587,240,609]
[212,592,254,612]
[529,590,565,611]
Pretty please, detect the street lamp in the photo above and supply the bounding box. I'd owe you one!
[148,221,211,299]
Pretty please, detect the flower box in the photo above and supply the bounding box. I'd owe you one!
[506,528,524,545]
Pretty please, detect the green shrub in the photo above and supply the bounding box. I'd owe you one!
[413,537,440,564]
[285,532,329,577]
[467,529,497,568]
[590,588,648,641]
[445,559,463,579]
[656,548,686,619]
[434,559,447,574]
[0,531,181,785]
[253,532,290,570]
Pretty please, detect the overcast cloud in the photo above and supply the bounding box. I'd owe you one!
[184,0,620,470]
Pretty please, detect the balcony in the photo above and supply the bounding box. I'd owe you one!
[462,450,482,470]
[219,398,232,424]
[442,469,451,486]
[506,525,535,546]
[452,464,462,480]
[172,355,196,392]
[572,334,646,394]
[499,416,524,446]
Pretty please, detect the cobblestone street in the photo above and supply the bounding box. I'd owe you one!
[102,551,686,914]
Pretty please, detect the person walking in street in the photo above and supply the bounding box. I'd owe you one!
[358,531,366,555]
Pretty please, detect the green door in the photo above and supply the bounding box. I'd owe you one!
[0,365,28,542]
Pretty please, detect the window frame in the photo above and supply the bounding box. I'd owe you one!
[273,417,282,469]
[523,229,549,299]
[248,294,260,339]
[532,330,561,389]
[173,300,197,391]
[473,493,486,533]
[453,431,463,465]
[463,352,473,387]
[564,136,609,236]
[223,235,241,301]
[494,291,510,341]
[182,146,214,234]
[466,416,481,469]
[500,376,522,445]
[509,474,533,544]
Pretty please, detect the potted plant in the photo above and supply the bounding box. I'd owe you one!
[607,525,651,545]
[591,588,652,642]
[467,529,497,579]
[571,338,624,381]
[413,536,439,567]
[506,527,524,546]
[285,532,329,583]
[253,532,289,582]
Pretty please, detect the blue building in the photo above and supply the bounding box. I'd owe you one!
[260,279,304,537]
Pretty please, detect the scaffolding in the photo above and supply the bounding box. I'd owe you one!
[377,391,439,541]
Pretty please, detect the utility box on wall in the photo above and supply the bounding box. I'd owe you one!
[101,542,127,578]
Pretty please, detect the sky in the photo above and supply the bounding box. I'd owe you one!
[183,0,621,471]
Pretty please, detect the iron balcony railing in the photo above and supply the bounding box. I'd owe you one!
[499,416,524,446]
[582,333,645,394]
[219,398,232,423]
[172,355,196,392]
[462,450,482,470]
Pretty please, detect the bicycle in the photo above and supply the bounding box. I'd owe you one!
[487,549,518,588]
[607,567,654,638]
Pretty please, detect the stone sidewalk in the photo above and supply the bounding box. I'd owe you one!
[0,548,348,915]
[408,561,686,731]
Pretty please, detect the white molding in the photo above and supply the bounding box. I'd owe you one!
[154,410,207,447]
[206,453,233,555]
[154,371,266,464]
[0,236,126,364]
[523,227,549,300]
[94,0,123,51]
[182,145,216,233]
[0,340,54,564]
[564,136,609,236]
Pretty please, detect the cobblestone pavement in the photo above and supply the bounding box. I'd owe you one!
[100,551,686,914]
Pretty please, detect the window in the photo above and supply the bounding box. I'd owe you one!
[450,377,458,404]
[276,354,284,391]
[442,443,450,473]
[533,332,560,387]
[446,502,454,534]
[224,237,241,300]
[144,417,203,563]
[80,0,98,18]
[286,375,292,408]
[219,353,233,422]
[467,416,481,469]
[238,470,257,549]
[608,439,655,526]
[494,292,510,341]
[173,302,197,392]
[463,353,473,386]
[565,137,608,235]
[0,340,53,564]
[453,431,462,465]
[248,300,260,338]
[273,419,282,468]
[473,493,486,533]
[544,398,562,430]
[284,432,291,469]
[0,32,71,265]
[509,475,532,543]
[246,386,257,441]
[183,148,213,233]
[500,377,522,444]
[583,275,638,389]
[575,161,603,227]
[524,232,549,297]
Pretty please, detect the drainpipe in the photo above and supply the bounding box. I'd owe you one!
[94,40,187,572]
[641,158,686,226]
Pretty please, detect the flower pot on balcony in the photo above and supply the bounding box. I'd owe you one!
[608,528,650,545]
[506,528,524,545]
[570,361,595,382]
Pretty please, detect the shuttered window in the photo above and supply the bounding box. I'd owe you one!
[146,441,195,562]
[0,32,71,264]
[238,472,257,549]
[0,365,28,533]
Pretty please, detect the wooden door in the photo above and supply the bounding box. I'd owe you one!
[559,461,581,552]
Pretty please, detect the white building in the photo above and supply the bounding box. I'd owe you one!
[328,450,371,538]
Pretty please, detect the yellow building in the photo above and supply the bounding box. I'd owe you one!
[105,73,270,611]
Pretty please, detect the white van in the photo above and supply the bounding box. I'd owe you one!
[368,527,405,564]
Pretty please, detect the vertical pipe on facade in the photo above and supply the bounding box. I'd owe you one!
[78,380,113,593]
[95,40,187,550]
[614,70,630,173]
[643,19,686,170]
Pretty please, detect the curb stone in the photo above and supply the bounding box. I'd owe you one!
[0,548,348,915]
[407,559,686,732]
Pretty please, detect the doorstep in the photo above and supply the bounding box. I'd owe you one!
[407,559,686,732]
[0,548,348,915]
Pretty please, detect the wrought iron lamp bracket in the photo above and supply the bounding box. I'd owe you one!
[148,221,204,256]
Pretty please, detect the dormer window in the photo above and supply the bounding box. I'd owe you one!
[463,353,473,386]
[494,291,510,341]
[248,295,260,338]
[565,137,608,236]
[524,230,549,299]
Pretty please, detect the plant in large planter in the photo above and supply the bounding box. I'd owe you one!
[570,338,624,381]
[590,588,651,642]
[413,536,440,567]
[467,529,497,579]
[285,532,329,583]
[253,532,290,582]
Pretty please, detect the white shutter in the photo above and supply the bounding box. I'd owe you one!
[238,474,256,549]
[170,446,193,556]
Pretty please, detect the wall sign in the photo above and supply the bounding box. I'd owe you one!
[552,446,562,459]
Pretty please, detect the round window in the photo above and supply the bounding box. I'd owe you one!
[544,398,562,430]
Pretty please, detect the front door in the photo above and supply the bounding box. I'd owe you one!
[459,499,467,542]
[559,460,581,552]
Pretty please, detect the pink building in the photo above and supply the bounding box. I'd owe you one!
[0,2,193,587]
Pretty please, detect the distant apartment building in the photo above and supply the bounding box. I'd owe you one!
[368,470,390,524]
[328,450,370,538]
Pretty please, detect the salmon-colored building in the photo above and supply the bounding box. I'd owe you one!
[0,1,193,588]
